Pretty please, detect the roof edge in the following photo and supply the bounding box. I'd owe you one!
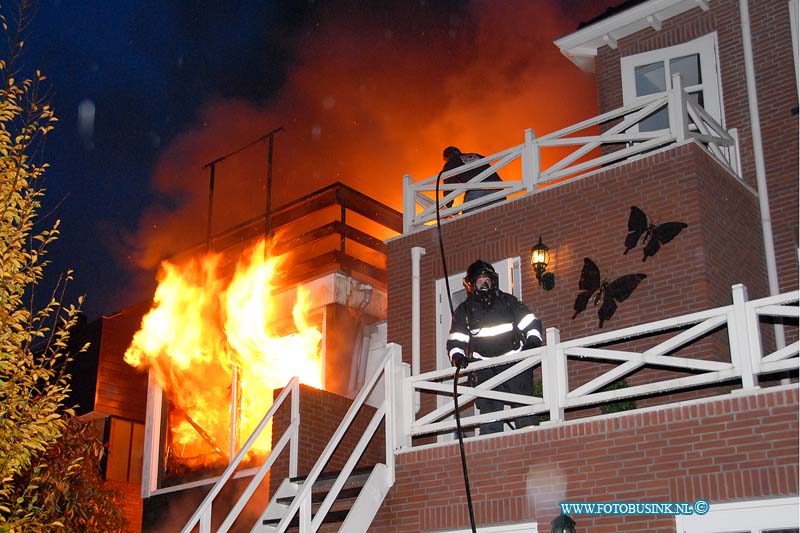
[554,0,710,72]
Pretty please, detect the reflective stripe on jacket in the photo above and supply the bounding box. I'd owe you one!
[447,291,541,363]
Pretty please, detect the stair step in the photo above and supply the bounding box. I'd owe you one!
[289,466,374,485]
[289,466,375,490]
[261,465,381,529]
[276,486,362,506]
[262,508,350,528]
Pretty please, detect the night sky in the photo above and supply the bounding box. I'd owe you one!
[22,0,618,320]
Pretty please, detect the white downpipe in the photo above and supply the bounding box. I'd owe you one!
[739,0,785,349]
[411,246,425,413]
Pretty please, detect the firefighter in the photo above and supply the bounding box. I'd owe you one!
[441,146,504,211]
[447,259,543,434]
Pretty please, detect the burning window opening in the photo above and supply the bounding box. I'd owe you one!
[125,239,324,488]
[131,182,400,492]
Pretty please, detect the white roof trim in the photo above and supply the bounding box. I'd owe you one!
[554,0,711,72]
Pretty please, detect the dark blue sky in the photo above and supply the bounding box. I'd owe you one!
[28,0,313,318]
[22,0,614,320]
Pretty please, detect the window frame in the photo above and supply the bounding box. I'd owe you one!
[675,496,799,532]
[621,32,724,130]
[141,307,328,497]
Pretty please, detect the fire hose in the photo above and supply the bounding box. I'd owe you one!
[435,170,478,533]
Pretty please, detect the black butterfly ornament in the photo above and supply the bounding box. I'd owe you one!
[572,258,646,328]
[624,206,688,261]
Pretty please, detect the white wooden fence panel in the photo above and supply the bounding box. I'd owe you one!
[563,369,740,409]
[403,79,740,232]
[403,287,796,444]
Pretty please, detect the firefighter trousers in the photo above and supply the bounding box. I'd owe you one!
[474,363,539,435]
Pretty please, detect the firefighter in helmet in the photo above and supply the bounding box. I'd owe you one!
[441,146,504,212]
[446,259,543,434]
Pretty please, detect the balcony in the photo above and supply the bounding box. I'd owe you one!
[171,181,402,287]
[402,74,739,233]
[403,284,797,442]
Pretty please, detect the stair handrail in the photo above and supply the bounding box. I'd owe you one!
[180,376,300,533]
[273,343,403,532]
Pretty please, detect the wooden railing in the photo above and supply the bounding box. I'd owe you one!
[400,285,798,443]
[402,74,739,233]
[172,182,403,285]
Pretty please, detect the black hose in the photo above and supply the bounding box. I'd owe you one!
[435,171,478,533]
[453,366,477,531]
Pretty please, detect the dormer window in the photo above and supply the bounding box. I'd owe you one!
[622,32,723,131]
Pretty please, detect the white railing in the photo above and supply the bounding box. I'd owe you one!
[402,74,740,233]
[402,348,547,440]
[404,285,798,441]
[181,343,409,532]
[181,377,300,533]
[268,343,408,532]
[176,288,796,529]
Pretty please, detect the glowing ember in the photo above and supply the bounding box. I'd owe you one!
[124,239,322,464]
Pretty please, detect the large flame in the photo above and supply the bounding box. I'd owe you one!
[124,240,322,467]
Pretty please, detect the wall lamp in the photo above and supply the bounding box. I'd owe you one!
[530,236,555,291]
[551,513,576,533]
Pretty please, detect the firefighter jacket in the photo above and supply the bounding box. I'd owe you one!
[447,291,542,363]
[441,152,503,208]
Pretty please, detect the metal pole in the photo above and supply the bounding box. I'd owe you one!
[739,0,785,350]
[266,133,275,243]
[201,126,283,253]
[206,164,215,251]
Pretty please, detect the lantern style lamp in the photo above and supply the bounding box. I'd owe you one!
[551,513,576,533]
[530,236,555,291]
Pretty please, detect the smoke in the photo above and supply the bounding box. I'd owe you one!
[526,461,570,518]
[126,0,606,270]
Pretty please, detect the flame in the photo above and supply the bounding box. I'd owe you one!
[124,239,322,466]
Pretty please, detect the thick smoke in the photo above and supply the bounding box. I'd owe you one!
[127,0,609,270]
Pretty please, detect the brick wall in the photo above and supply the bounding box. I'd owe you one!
[748,0,800,294]
[270,384,386,496]
[371,386,799,532]
[594,0,797,294]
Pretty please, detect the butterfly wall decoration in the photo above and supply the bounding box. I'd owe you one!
[572,258,646,328]
[623,206,688,261]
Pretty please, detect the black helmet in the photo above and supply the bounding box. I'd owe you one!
[463,260,499,305]
[442,146,461,160]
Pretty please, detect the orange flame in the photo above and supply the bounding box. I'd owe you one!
[124,239,322,465]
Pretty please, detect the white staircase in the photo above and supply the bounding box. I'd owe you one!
[181,344,408,533]
[257,464,389,532]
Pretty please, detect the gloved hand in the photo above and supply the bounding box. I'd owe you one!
[451,353,469,370]
[524,336,542,350]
